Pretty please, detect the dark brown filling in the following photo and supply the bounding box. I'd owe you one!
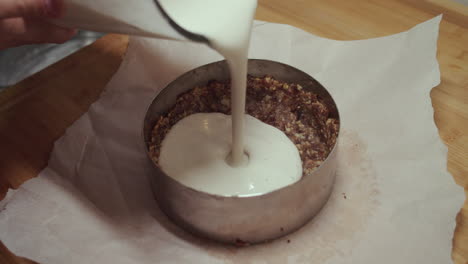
[149,75,339,177]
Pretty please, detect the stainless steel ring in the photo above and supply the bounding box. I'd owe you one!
[143,59,340,244]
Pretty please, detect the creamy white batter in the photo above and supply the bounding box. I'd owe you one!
[158,0,303,196]
[159,0,256,165]
[159,113,302,196]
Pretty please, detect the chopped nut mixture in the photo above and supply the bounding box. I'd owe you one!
[149,75,339,176]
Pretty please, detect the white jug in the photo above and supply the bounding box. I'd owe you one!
[51,0,208,43]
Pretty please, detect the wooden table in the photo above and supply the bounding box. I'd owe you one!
[0,0,467,263]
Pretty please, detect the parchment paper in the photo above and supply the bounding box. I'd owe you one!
[0,15,464,264]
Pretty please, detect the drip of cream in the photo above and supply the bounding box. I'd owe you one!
[158,0,303,196]
[159,0,256,166]
[159,113,302,196]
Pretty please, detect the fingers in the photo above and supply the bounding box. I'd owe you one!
[0,17,76,50]
[0,0,64,19]
[0,0,73,50]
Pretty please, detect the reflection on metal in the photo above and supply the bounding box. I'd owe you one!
[0,31,104,89]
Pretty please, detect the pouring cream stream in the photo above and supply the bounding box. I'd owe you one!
[157,0,303,196]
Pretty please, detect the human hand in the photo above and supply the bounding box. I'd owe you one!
[0,0,77,50]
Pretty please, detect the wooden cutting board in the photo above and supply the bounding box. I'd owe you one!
[0,0,467,263]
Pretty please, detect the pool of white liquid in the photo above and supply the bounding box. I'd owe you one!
[159,113,303,196]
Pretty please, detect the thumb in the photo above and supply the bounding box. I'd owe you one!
[0,0,64,19]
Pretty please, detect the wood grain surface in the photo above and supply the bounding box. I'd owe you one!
[0,0,467,263]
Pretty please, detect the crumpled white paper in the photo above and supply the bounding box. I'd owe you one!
[0,15,464,264]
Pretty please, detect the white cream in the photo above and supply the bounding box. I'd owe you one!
[159,0,256,165]
[158,0,303,196]
[159,113,302,196]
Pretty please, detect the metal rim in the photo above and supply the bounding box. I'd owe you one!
[142,59,340,198]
